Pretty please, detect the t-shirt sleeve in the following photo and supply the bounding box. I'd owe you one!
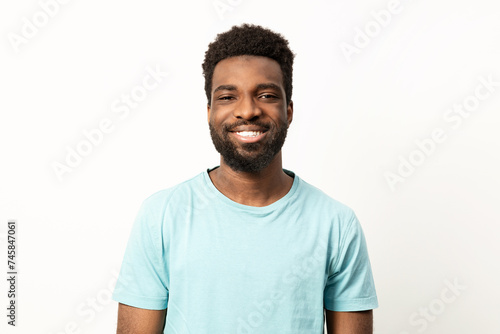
[112,198,169,310]
[324,211,378,312]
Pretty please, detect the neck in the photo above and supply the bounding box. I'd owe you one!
[208,152,294,207]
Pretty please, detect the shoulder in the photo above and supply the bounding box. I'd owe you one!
[139,172,204,214]
[295,174,356,222]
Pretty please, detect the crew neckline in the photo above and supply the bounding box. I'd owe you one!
[203,166,300,214]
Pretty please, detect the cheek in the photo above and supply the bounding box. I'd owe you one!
[209,109,228,126]
[209,118,228,135]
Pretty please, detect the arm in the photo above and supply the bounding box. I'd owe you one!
[117,303,167,334]
[325,309,373,334]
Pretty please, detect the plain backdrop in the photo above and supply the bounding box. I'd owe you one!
[1,0,499,333]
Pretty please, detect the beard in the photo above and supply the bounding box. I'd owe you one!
[209,118,288,173]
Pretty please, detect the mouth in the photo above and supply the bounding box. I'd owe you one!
[229,130,268,143]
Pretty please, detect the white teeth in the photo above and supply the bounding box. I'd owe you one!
[236,131,263,137]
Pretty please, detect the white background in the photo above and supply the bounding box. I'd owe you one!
[1,0,499,333]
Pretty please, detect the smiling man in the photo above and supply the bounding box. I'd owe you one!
[112,24,378,333]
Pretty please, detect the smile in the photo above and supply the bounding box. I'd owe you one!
[235,131,263,137]
[230,130,267,143]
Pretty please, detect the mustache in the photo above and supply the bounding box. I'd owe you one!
[223,121,271,132]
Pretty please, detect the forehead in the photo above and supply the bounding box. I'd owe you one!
[212,55,283,90]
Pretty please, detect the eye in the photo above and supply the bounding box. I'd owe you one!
[218,95,234,101]
[260,94,278,99]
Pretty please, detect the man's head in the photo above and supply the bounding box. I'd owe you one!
[202,24,295,106]
[203,24,295,173]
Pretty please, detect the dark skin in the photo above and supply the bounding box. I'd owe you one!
[116,55,373,333]
[325,309,373,333]
[207,55,294,207]
[116,304,166,334]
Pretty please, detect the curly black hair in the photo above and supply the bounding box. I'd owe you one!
[202,23,295,106]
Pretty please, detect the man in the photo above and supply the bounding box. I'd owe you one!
[112,23,378,333]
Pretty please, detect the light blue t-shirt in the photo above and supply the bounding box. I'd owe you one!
[112,167,378,333]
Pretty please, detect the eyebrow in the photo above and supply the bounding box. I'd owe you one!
[256,83,282,92]
[213,85,237,94]
[213,83,282,94]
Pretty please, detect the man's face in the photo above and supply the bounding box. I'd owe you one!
[207,55,293,173]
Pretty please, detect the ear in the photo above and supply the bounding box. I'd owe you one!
[286,100,293,127]
[207,103,211,124]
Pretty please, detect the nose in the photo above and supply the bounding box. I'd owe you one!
[233,94,262,121]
